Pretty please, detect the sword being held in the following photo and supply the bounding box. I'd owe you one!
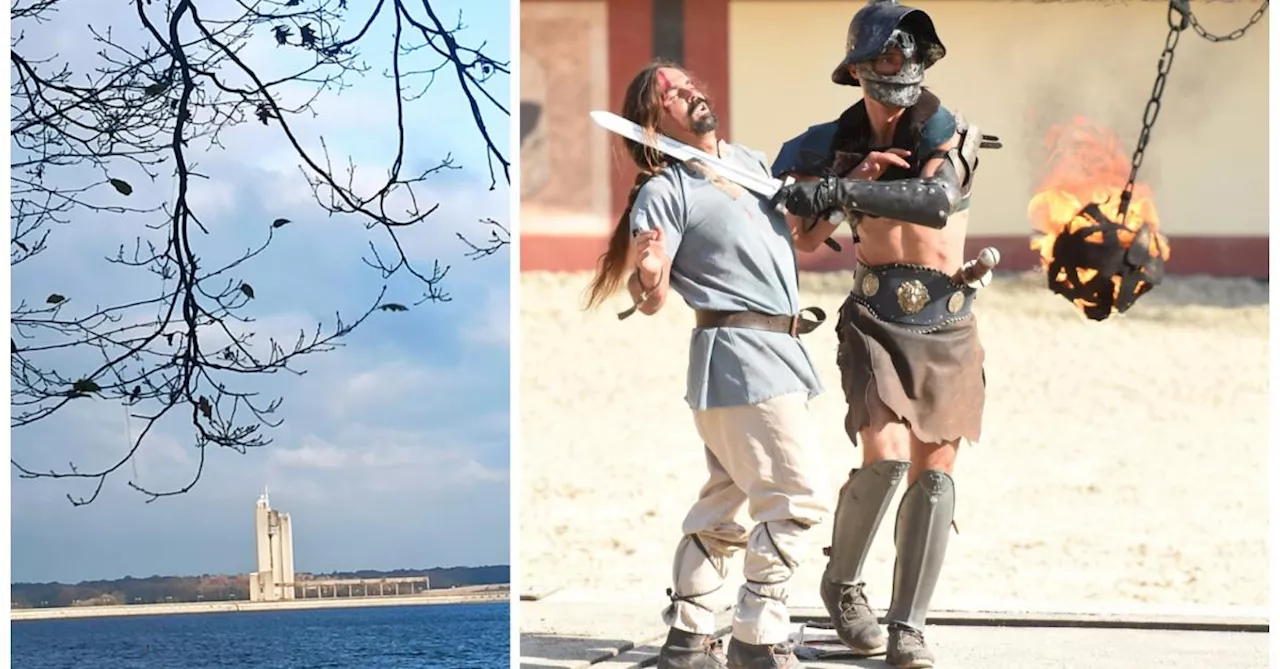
[590,110,844,252]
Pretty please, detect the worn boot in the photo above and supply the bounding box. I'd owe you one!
[725,637,802,669]
[883,470,956,669]
[818,579,884,654]
[656,628,727,669]
[886,623,934,669]
[820,460,908,655]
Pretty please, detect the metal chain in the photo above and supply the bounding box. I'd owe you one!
[1117,0,1268,227]
[1189,0,1268,41]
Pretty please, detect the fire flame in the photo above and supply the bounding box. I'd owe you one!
[1027,117,1171,292]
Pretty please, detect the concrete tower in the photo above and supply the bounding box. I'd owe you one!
[249,487,296,601]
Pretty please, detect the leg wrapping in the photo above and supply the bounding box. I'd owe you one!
[662,534,730,635]
[734,519,808,645]
[885,470,956,631]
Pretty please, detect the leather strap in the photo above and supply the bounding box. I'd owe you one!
[694,307,827,337]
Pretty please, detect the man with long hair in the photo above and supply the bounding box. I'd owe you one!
[584,62,831,669]
[770,1,996,667]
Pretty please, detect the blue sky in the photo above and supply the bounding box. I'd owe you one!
[9,0,511,583]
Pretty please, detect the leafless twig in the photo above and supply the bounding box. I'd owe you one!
[9,0,510,505]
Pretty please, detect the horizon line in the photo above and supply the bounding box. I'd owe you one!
[12,564,512,587]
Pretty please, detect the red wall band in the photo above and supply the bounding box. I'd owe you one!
[521,0,1268,278]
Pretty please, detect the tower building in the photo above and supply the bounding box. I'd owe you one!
[249,487,296,601]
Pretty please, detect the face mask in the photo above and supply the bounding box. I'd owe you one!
[855,29,925,109]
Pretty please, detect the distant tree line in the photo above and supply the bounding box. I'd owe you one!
[11,565,510,608]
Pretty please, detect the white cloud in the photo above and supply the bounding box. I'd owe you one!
[183,178,241,221]
[454,457,510,483]
[128,431,196,485]
[329,363,443,419]
[268,438,347,470]
[267,426,508,491]
[459,286,510,347]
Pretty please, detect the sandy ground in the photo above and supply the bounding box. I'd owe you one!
[519,269,1269,614]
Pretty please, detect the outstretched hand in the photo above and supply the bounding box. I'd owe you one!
[849,148,911,181]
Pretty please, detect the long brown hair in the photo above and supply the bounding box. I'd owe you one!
[583,60,690,310]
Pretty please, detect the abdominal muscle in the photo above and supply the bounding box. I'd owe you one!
[853,208,971,276]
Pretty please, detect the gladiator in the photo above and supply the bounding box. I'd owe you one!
[771,1,999,666]
[585,62,832,669]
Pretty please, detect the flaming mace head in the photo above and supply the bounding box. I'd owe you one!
[1045,202,1166,322]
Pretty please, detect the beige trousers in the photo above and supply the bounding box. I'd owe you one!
[662,391,832,646]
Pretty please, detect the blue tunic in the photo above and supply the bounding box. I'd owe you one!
[629,142,825,411]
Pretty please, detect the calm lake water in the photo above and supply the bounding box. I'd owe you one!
[10,601,509,668]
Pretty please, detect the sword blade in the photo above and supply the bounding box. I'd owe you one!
[589,110,784,200]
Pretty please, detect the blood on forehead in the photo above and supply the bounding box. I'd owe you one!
[656,68,689,93]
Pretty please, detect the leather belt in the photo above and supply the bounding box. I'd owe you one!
[850,262,976,328]
[694,307,827,338]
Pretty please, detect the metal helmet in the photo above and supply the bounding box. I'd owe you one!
[832,0,946,108]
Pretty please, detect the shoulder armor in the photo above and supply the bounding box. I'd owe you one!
[917,106,958,159]
[941,110,1003,196]
[771,121,840,179]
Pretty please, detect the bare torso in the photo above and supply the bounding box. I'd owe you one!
[848,107,969,275]
[854,208,970,275]
[785,106,974,275]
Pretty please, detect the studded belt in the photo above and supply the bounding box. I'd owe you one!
[850,262,976,329]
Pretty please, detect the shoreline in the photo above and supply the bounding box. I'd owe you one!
[11,585,510,622]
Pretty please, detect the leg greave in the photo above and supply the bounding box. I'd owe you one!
[885,470,956,630]
[825,459,909,584]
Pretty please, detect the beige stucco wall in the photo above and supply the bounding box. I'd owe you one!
[520,1,612,234]
[729,0,1269,237]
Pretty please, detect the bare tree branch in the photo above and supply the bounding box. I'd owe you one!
[457,218,509,260]
[9,0,510,505]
